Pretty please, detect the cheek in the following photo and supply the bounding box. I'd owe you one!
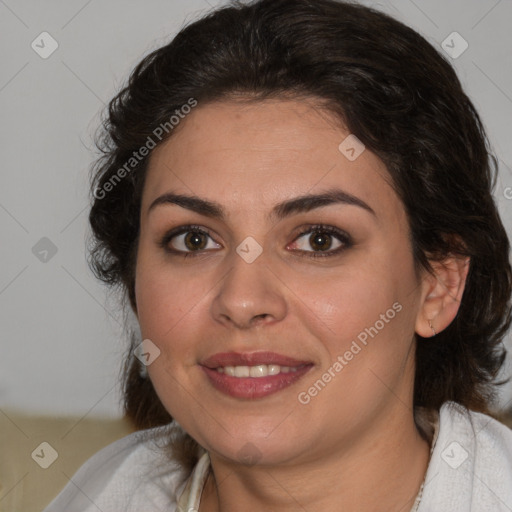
[136,270,181,338]
[297,272,418,419]
[300,265,396,338]
[299,255,418,370]
[134,260,207,412]
[135,249,192,347]
[134,255,222,375]
[136,275,203,344]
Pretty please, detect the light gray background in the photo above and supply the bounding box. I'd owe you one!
[1,0,512,419]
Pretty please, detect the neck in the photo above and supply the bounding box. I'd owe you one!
[199,406,432,512]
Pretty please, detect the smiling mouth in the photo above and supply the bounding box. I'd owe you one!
[200,352,314,399]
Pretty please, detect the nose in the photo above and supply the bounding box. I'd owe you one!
[210,251,287,330]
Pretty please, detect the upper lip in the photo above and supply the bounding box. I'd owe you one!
[200,351,312,369]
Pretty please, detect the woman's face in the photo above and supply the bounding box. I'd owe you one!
[135,99,429,466]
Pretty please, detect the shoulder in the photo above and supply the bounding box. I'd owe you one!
[43,424,188,512]
[439,401,512,463]
[419,401,512,512]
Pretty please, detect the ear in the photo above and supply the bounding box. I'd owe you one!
[415,255,470,338]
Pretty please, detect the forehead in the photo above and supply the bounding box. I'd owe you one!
[142,99,402,225]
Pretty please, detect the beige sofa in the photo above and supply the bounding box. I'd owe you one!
[0,409,134,512]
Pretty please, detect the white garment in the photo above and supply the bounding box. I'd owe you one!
[42,401,512,512]
[418,402,512,511]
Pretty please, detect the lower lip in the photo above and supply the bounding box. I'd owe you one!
[200,365,313,399]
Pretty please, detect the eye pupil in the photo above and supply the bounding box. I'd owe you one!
[185,231,207,250]
[310,232,332,251]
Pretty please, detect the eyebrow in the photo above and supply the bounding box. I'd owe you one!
[147,188,376,221]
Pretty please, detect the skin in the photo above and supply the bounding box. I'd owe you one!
[134,99,469,511]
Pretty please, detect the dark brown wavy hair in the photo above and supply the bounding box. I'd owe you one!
[88,0,512,473]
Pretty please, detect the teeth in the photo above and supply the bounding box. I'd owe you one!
[235,366,250,377]
[250,365,266,377]
[267,365,281,375]
[216,364,301,377]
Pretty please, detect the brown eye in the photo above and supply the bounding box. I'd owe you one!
[309,232,333,251]
[289,225,352,258]
[183,231,208,251]
[162,226,221,255]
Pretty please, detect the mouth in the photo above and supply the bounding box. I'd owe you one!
[200,352,314,399]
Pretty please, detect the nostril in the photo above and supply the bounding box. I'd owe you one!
[252,313,271,325]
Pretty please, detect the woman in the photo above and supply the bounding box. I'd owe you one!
[44,0,512,510]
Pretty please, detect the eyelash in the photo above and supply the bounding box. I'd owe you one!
[158,224,352,259]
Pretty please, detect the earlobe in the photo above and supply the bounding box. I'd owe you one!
[415,255,470,338]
